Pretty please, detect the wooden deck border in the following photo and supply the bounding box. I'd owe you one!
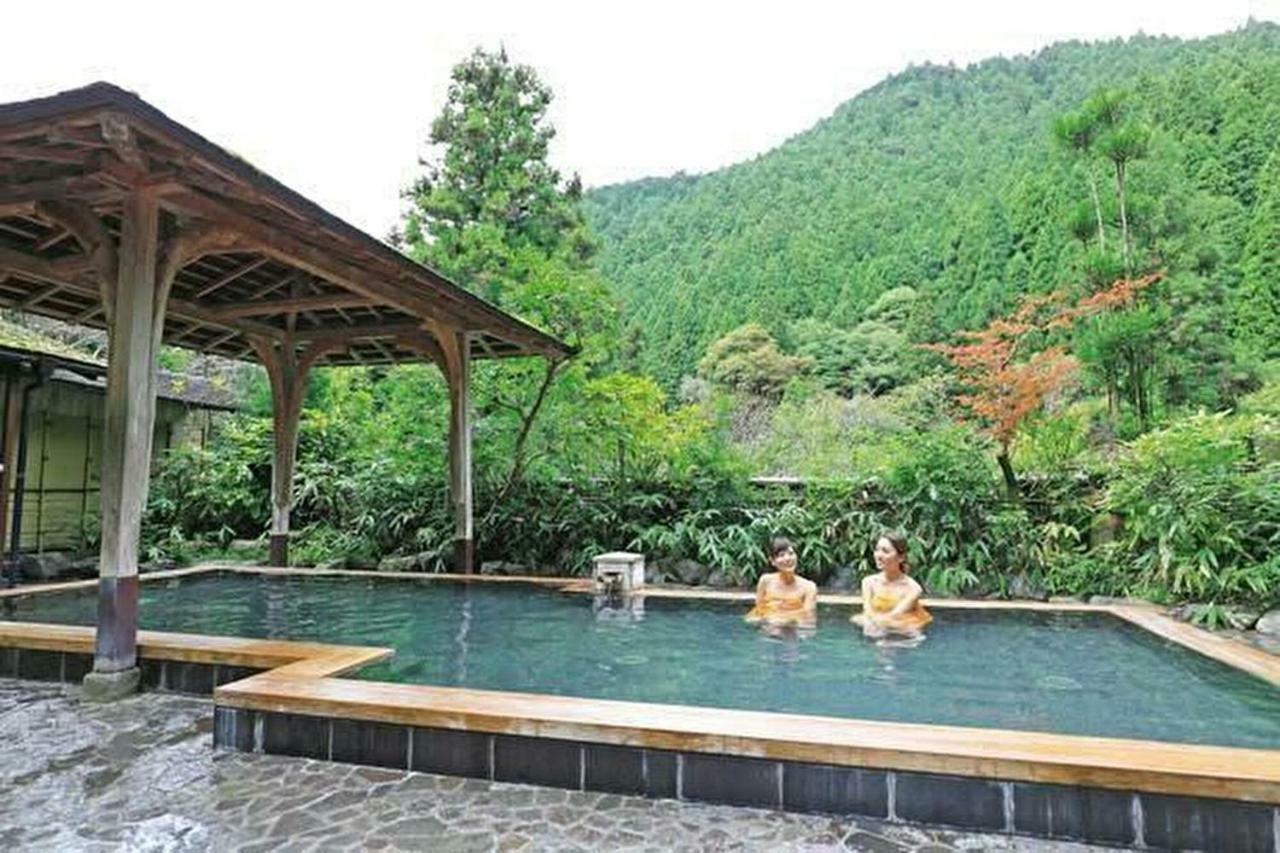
[211,670,1280,804]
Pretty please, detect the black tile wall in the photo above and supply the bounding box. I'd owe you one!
[139,659,165,689]
[15,648,62,681]
[62,653,93,682]
[213,706,255,752]
[643,750,679,800]
[165,662,216,694]
[681,753,781,809]
[1012,782,1134,845]
[214,666,260,686]
[1141,792,1275,853]
[894,772,1006,831]
[0,646,17,677]
[331,720,408,769]
[783,763,889,818]
[493,734,582,789]
[205,705,1278,853]
[260,711,330,760]
[584,743,645,795]
[410,727,491,779]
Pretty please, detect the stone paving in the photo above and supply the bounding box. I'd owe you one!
[0,678,1118,852]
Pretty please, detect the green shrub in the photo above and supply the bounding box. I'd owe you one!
[1103,413,1280,603]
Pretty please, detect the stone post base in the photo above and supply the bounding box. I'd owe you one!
[269,534,289,567]
[82,667,140,702]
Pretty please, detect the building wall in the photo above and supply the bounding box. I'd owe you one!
[3,381,222,554]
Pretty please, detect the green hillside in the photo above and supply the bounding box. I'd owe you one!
[583,23,1280,387]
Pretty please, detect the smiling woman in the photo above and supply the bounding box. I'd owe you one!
[744,536,817,626]
[853,533,932,638]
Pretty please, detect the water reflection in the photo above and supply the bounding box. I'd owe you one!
[452,585,472,684]
[591,594,645,621]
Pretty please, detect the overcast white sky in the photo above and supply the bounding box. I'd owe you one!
[4,1,1278,238]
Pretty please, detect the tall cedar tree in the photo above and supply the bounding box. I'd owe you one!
[397,48,614,529]
[1237,149,1280,360]
[399,47,596,301]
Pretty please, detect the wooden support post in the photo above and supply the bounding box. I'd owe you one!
[88,189,161,696]
[424,323,473,573]
[251,337,341,566]
[0,375,18,585]
[450,338,473,573]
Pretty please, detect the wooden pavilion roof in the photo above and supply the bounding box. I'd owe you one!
[0,82,573,366]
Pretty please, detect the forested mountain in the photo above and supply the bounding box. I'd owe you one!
[583,23,1280,387]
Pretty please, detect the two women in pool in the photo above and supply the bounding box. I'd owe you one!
[745,534,932,637]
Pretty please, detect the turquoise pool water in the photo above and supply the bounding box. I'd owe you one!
[5,572,1279,749]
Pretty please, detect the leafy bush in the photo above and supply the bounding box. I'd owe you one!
[1102,413,1280,603]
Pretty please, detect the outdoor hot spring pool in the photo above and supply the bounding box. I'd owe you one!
[5,572,1279,749]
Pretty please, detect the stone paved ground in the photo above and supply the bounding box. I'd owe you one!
[0,679,1118,852]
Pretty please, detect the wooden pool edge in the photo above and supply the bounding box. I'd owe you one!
[210,670,1280,805]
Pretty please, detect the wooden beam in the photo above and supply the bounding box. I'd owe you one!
[19,283,64,309]
[162,189,485,331]
[0,245,94,282]
[370,340,398,363]
[47,123,110,149]
[165,322,204,346]
[0,221,40,241]
[0,259,282,342]
[0,144,91,166]
[198,329,240,353]
[192,256,267,298]
[245,270,300,301]
[0,203,35,219]
[209,293,375,319]
[34,227,71,251]
[34,200,119,320]
[0,174,115,207]
[297,320,426,344]
[393,330,446,370]
[74,305,102,323]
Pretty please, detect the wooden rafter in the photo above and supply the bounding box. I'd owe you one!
[0,174,115,207]
[198,329,239,353]
[0,143,89,166]
[210,293,374,319]
[162,190,472,322]
[192,256,268,298]
[34,227,71,251]
[18,282,64,308]
[0,244,94,281]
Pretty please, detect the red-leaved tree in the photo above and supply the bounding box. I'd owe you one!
[924,274,1162,497]
[923,294,1077,496]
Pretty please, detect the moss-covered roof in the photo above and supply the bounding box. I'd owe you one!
[0,318,102,365]
[0,319,237,410]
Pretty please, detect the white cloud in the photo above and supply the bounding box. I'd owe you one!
[2,0,1276,236]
